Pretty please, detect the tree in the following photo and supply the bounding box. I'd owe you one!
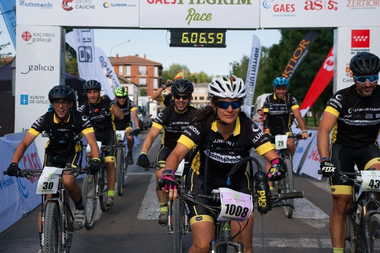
[0,31,12,67]
[162,64,212,84]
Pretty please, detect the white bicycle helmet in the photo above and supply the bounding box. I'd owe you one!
[208,75,246,99]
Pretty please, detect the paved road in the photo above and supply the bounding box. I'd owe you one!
[0,134,337,253]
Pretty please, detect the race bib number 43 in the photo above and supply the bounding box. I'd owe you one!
[218,188,253,221]
[361,170,380,192]
[36,167,63,195]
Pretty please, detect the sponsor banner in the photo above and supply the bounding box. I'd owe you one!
[261,0,379,28]
[0,132,42,232]
[298,133,322,180]
[0,0,16,47]
[300,48,334,113]
[292,130,315,174]
[243,34,261,118]
[15,25,62,133]
[129,0,258,28]
[17,0,139,27]
[95,46,120,99]
[335,26,380,91]
[282,31,318,80]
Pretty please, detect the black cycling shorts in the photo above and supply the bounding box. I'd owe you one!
[184,168,252,225]
[44,151,81,170]
[330,143,380,195]
[95,130,115,163]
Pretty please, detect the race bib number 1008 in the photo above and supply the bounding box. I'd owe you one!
[36,167,63,195]
[217,188,253,221]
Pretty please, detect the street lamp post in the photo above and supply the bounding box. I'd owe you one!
[109,40,131,57]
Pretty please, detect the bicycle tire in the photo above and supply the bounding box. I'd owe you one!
[363,212,377,253]
[63,203,73,253]
[99,168,110,212]
[282,156,294,219]
[116,148,125,196]
[345,214,360,253]
[172,199,184,253]
[83,174,98,229]
[42,202,62,253]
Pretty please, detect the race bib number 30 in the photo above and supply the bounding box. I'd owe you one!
[36,167,63,195]
[361,170,380,192]
[218,188,253,221]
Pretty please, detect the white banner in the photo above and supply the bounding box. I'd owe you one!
[298,134,322,180]
[95,46,120,99]
[335,26,380,91]
[0,133,42,232]
[243,34,261,118]
[292,130,315,174]
[140,1,260,28]
[15,24,62,132]
[261,1,379,28]
[17,0,139,27]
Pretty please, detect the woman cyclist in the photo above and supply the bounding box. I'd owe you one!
[158,75,285,253]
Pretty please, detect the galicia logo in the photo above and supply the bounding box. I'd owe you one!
[21,64,55,75]
[62,0,74,11]
[21,31,32,42]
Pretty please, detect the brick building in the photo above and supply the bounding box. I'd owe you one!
[109,55,162,96]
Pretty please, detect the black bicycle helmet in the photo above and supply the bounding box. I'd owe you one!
[172,79,194,97]
[48,85,76,103]
[350,52,380,76]
[83,80,101,91]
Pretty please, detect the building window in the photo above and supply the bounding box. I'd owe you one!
[154,66,158,77]
[139,78,146,85]
[139,66,147,75]
[153,79,159,89]
[126,65,131,76]
[118,65,123,74]
[199,96,205,101]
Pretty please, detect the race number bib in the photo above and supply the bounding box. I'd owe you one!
[115,130,125,142]
[36,167,63,195]
[217,188,253,221]
[360,170,380,192]
[175,159,185,176]
[275,135,288,150]
[86,141,102,153]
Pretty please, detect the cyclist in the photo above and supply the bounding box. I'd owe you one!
[113,86,140,164]
[136,79,197,225]
[159,75,285,253]
[317,52,380,253]
[79,80,124,207]
[262,76,308,154]
[151,79,173,109]
[5,85,100,250]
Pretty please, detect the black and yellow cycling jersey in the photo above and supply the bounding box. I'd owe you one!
[28,110,94,156]
[325,85,380,148]
[78,95,114,133]
[152,105,197,150]
[262,93,299,135]
[178,113,274,192]
[114,98,137,130]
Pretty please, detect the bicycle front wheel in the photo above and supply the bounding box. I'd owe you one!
[116,148,125,196]
[172,199,184,253]
[83,174,98,229]
[282,156,294,218]
[98,168,110,212]
[42,202,63,253]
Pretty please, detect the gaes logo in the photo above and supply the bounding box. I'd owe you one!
[21,31,32,42]
[351,30,370,48]
[304,0,338,11]
[62,0,74,11]
[272,3,295,13]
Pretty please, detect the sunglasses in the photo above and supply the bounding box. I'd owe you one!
[116,96,127,99]
[353,74,379,83]
[215,100,242,110]
[174,95,190,100]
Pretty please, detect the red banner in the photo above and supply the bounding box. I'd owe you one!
[300,48,334,111]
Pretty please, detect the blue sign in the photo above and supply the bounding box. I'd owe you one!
[0,0,16,47]
[20,94,29,105]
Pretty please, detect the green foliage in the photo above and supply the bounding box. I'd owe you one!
[230,29,334,124]
[162,64,211,83]
[65,43,79,75]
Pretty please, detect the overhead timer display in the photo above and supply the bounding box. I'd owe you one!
[170,29,226,48]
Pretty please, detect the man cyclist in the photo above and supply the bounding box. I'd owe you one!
[113,86,140,165]
[317,52,380,253]
[158,76,285,253]
[5,85,100,250]
[79,80,124,207]
[262,76,308,154]
[136,79,197,224]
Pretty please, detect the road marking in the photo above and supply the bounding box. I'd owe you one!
[253,237,331,248]
[137,175,159,220]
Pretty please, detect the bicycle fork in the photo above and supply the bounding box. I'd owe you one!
[210,222,244,253]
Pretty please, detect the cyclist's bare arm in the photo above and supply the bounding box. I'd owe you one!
[317,111,338,158]
[292,107,307,132]
[140,126,161,153]
[151,87,165,101]
[11,131,38,163]
[83,131,100,158]
[131,107,139,129]
[111,104,124,120]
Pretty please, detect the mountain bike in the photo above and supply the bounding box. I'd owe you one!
[114,128,140,196]
[333,169,380,253]
[270,133,310,218]
[4,165,82,253]
[83,142,110,229]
